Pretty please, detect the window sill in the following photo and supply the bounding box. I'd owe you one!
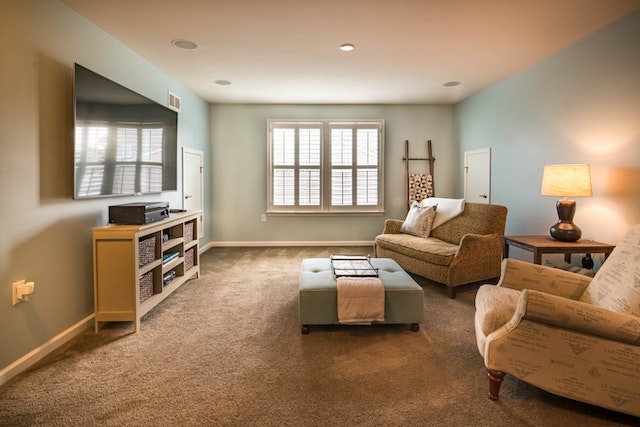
[266,211,385,217]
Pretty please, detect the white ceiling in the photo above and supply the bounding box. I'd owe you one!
[62,0,639,104]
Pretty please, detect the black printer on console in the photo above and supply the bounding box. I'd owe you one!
[108,202,170,225]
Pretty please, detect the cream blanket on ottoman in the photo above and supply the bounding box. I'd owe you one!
[336,277,385,324]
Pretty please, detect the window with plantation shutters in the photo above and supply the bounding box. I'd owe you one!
[267,119,384,214]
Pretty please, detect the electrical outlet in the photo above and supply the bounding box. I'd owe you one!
[12,279,35,305]
[12,280,25,305]
[261,214,267,223]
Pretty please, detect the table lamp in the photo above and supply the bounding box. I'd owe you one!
[540,164,592,242]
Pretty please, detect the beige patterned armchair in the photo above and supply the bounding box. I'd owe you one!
[474,225,640,417]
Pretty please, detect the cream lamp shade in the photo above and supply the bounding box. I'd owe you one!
[540,164,592,242]
[541,164,592,198]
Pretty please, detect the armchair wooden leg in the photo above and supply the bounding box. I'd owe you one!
[446,286,456,299]
[487,369,505,400]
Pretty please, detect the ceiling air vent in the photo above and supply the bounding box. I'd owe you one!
[168,91,181,112]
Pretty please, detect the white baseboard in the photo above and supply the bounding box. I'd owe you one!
[200,241,215,252]
[206,241,375,247]
[0,314,94,386]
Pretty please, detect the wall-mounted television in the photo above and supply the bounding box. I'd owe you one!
[73,63,178,199]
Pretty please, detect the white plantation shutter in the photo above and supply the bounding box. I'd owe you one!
[357,129,378,165]
[273,169,295,205]
[273,128,295,166]
[272,128,296,206]
[356,128,379,206]
[268,119,383,213]
[271,125,321,209]
[331,128,353,206]
[299,128,321,206]
[357,168,378,205]
[331,129,352,166]
[299,169,320,205]
[299,128,320,166]
[331,170,352,205]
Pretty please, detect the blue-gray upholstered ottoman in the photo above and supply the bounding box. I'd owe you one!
[299,258,424,334]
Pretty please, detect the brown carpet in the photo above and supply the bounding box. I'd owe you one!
[0,246,637,426]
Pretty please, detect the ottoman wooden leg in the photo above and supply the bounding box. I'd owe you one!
[301,325,309,335]
[410,323,419,332]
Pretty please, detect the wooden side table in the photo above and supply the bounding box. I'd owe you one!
[502,235,615,265]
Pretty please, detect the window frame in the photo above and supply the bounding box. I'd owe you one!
[267,119,385,215]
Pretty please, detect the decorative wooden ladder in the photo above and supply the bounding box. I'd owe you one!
[403,139,436,211]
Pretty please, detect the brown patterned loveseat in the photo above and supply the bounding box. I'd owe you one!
[374,202,507,298]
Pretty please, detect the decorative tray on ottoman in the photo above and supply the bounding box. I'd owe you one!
[330,254,378,277]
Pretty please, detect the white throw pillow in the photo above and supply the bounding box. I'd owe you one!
[400,202,437,238]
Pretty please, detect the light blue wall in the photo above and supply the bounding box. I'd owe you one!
[0,0,210,372]
[456,9,640,257]
[210,104,455,244]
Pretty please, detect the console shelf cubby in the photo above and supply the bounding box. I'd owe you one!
[93,211,200,332]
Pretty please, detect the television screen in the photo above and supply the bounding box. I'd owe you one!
[73,63,178,199]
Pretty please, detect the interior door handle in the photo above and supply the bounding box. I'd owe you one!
[185,194,193,199]
[479,194,488,199]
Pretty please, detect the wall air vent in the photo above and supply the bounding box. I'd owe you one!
[168,91,181,112]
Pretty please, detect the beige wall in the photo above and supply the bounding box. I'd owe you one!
[0,0,210,374]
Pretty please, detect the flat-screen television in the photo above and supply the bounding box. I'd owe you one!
[73,63,178,199]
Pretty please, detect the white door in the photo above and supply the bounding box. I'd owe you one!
[182,148,204,238]
[464,148,491,204]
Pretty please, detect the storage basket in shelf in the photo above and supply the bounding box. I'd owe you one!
[138,236,156,266]
[184,222,194,244]
[185,248,195,271]
[139,271,154,303]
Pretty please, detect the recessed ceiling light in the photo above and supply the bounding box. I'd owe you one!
[339,43,355,52]
[214,80,232,86]
[443,81,461,87]
[172,39,199,50]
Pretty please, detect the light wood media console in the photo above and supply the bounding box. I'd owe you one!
[93,211,200,332]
